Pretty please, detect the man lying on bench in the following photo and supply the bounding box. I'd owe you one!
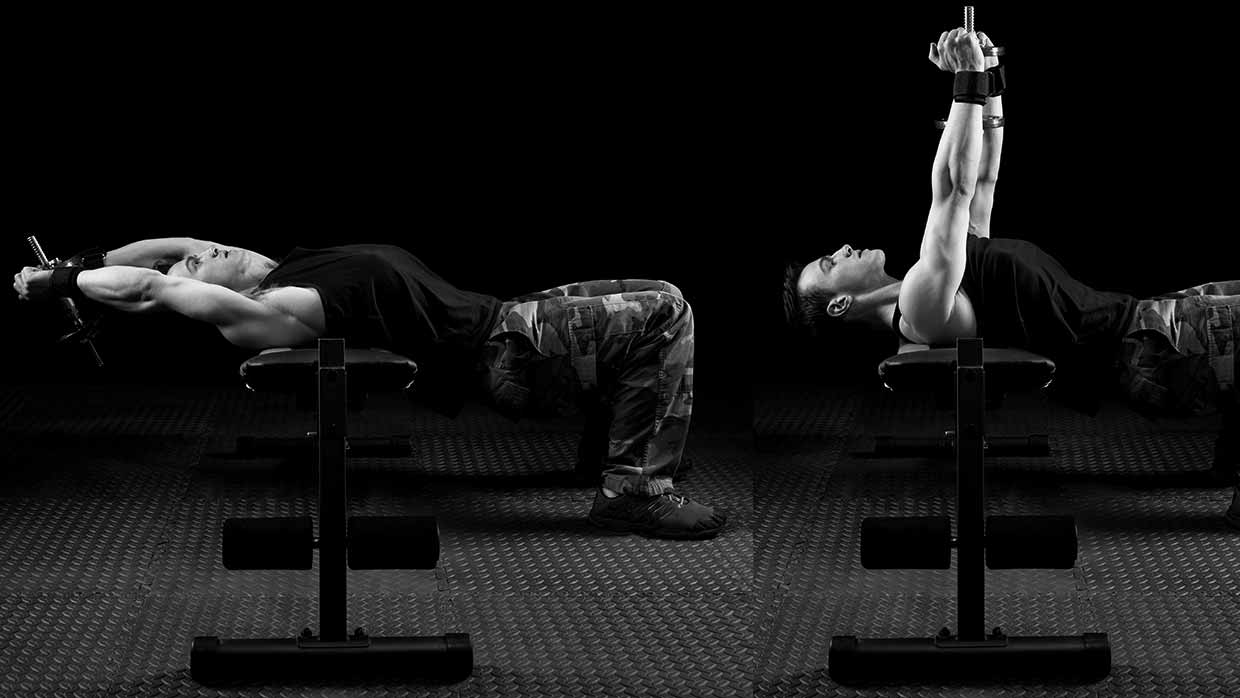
[778,29,1239,529]
[14,238,725,540]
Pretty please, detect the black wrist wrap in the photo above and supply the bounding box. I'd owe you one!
[953,71,989,105]
[50,267,89,304]
[986,64,1006,96]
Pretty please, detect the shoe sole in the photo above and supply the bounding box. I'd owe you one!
[587,514,723,541]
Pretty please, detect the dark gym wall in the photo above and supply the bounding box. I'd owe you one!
[8,4,1236,400]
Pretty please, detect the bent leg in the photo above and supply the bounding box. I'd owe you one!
[511,279,684,303]
[594,290,695,496]
[1151,280,1240,299]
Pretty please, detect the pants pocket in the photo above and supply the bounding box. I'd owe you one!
[1207,305,1236,393]
[485,334,535,418]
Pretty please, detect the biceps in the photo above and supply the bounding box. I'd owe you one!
[149,277,261,326]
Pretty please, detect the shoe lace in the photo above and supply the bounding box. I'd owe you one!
[662,491,687,508]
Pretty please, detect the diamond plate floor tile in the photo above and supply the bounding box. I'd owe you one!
[107,591,459,698]
[1090,592,1240,696]
[0,591,143,698]
[755,591,1104,698]
[754,442,846,592]
[4,385,220,436]
[0,433,202,499]
[753,386,860,439]
[0,493,187,594]
[455,592,753,698]
[1068,491,1240,597]
[434,491,750,598]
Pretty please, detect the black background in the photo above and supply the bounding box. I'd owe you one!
[7,4,1236,416]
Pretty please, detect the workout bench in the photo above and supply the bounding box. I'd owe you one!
[829,337,1111,684]
[190,338,473,684]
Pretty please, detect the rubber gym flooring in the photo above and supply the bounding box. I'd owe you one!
[754,381,1239,697]
[0,382,752,697]
[2,378,1236,697]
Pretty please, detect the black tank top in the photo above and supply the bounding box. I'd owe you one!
[258,244,502,415]
[891,234,1137,401]
[958,234,1136,357]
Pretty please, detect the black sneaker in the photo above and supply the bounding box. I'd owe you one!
[1226,486,1240,531]
[588,489,725,540]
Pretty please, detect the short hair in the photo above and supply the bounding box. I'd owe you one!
[154,259,175,275]
[782,261,837,335]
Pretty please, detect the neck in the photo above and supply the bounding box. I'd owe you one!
[850,280,903,332]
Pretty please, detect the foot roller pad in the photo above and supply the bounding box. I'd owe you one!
[348,515,439,570]
[861,517,951,569]
[828,633,1110,684]
[987,515,1077,569]
[223,517,314,570]
[191,632,473,683]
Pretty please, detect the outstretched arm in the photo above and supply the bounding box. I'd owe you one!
[72,267,312,348]
[930,31,1003,238]
[104,237,218,270]
[902,29,986,337]
[968,32,1004,238]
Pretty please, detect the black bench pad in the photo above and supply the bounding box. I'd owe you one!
[878,347,1055,394]
[240,347,418,394]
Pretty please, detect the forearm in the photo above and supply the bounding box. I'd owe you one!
[969,95,1003,236]
[75,266,162,312]
[105,238,201,268]
[978,95,1003,183]
[934,101,984,199]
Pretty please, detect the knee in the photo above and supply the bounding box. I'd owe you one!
[655,292,693,336]
[658,281,685,300]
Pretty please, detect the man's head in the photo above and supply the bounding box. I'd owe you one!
[164,245,277,292]
[782,245,892,333]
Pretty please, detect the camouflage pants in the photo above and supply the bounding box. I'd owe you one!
[1119,281,1240,415]
[480,279,694,496]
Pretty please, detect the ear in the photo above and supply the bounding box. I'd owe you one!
[826,294,851,318]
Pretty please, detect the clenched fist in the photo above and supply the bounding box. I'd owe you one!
[929,28,986,73]
[13,266,53,301]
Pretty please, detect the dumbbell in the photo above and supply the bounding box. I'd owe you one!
[26,235,105,367]
[965,5,1005,58]
[934,7,1006,130]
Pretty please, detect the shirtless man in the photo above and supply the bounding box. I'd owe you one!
[15,238,725,539]
[780,29,1239,528]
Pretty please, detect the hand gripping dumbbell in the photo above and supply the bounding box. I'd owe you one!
[26,235,106,367]
[935,6,1006,131]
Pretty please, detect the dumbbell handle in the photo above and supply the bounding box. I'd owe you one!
[963,5,1005,57]
[27,235,55,268]
[27,235,105,368]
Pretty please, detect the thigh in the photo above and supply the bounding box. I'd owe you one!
[1154,280,1240,298]
[512,279,682,302]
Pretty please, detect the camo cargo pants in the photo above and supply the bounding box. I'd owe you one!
[480,279,693,496]
[1119,281,1240,415]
